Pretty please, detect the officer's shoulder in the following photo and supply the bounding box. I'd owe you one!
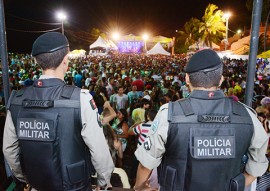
[80,89,93,100]
[237,101,257,115]
[159,103,169,112]
[80,89,90,94]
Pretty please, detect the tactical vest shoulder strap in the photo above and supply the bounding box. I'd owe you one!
[168,99,195,123]
[232,100,243,116]
[8,88,26,106]
[54,86,80,108]
[6,90,16,110]
[178,99,194,116]
[61,85,76,99]
[16,88,25,97]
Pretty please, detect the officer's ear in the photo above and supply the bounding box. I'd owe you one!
[62,54,69,68]
[219,75,224,87]
[185,73,190,86]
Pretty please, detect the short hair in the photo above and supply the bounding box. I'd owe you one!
[140,98,150,107]
[35,47,69,70]
[145,109,157,122]
[188,66,223,88]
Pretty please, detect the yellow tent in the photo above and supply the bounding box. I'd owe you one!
[258,50,270,58]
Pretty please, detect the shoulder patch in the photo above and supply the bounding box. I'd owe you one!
[90,99,97,110]
[143,137,152,151]
[151,119,160,134]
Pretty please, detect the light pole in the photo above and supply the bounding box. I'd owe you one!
[237,29,242,38]
[223,12,231,51]
[56,11,67,35]
[142,34,148,52]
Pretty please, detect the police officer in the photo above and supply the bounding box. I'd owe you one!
[134,49,269,191]
[3,32,114,190]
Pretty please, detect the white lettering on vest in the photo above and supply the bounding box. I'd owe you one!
[197,148,232,157]
[19,121,50,130]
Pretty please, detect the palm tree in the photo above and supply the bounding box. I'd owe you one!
[177,18,201,50]
[198,4,226,48]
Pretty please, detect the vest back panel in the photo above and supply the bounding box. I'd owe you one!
[9,79,91,191]
[159,97,253,191]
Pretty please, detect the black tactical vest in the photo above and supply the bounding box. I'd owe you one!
[158,90,253,191]
[8,78,92,191]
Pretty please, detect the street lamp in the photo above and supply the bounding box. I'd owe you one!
[56,11,67,35]
[223,12,231,51]
[142,34,149,52]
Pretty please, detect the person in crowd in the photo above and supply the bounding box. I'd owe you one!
[131,98,151,126]
[93,85,106,114]
[180,82,190,98]
[85,72,92,88]
[134,49,269,191]
[112,109,129,152]
[103,124,123,167]
[132,74,144,97]
[127,85,139,106]
[101,101,116,126]
[255,104,270,191]
[2,32,114,190]
[113,86,128,111]
[74,70,83,88]
[227,87,239,102]
[106,77,115,98]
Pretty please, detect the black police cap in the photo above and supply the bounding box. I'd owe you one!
[185,49,222,73]
[31,32,69,56]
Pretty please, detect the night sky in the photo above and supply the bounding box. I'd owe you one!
[4,0,250,53]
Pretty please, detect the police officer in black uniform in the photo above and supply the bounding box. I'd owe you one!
[134,49,269,191]
[3,32,114,190]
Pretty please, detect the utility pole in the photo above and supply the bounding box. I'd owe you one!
[245,0,263,106]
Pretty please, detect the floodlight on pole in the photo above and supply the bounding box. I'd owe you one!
[223,12,231,51]
[112,32,120,40]
[56,11,67,35]
[142,34,149,52]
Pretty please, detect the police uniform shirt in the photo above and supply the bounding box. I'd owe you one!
[80,88,114,186]
[135,101,269,177]
[3,75,114,186]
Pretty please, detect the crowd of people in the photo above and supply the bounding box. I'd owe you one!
[1,46,270,190]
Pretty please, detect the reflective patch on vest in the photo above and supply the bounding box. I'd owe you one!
[190,128,235,159]
[90,99,97,110]
[17,118,55,141]
[198,115,230,123]
[143,137,151,151]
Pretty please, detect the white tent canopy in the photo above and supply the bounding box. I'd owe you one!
[90,36,110,49]
[189,42,220,50]
[147,42,170,56]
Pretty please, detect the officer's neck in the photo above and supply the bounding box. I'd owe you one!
[190,86,219,92]
[42,69,65,81]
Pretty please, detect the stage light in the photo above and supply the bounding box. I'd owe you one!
[142,34,149,41]
[112,32,120,40]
